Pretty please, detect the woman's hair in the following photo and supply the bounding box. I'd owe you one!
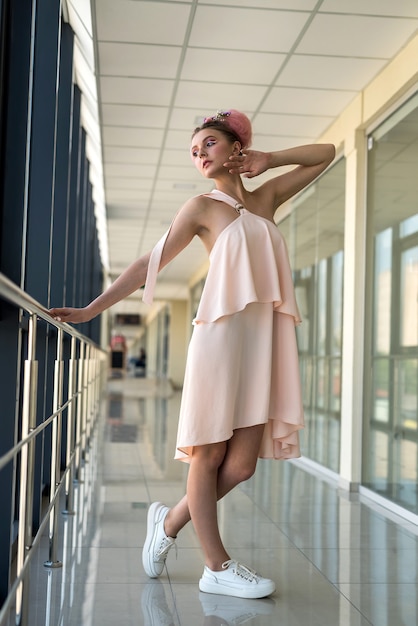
[192,109,252,151]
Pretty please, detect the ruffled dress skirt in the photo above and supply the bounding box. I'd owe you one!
[174,303,303,461]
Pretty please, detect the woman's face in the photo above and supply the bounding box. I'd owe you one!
[190,129,239,178]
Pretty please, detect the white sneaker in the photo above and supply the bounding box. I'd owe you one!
[199,559,276,599]
[142,502,176,578]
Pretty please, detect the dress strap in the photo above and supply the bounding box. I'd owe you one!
[206,189,245,212]
[142,222,173,305]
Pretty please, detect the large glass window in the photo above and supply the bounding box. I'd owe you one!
[0,0,7,253]
[279,159,345,472]
[363,94,418,514]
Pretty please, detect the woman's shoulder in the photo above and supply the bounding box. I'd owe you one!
[172,193,217,234]
[181,193,214,212]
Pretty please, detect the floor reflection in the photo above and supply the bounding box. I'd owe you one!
[9,376,418,626]
[141,582,179,626]
[141,580,276,626]
[139,583,276,626]
[198,593,276,625]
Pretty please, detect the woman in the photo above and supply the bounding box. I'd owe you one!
[50,110,335,599]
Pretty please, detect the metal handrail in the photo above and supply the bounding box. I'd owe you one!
[0,272,107,626]
[0,394,76,470]
[0,271,98,341]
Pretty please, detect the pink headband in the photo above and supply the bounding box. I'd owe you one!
[202,109,252,150]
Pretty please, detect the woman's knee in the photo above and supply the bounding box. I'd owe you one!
[231,459,257,484]
[220,454,257,487]
[221,425,263,485]
[191,441,227,472]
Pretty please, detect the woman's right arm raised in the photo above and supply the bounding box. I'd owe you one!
[49,198,201,324]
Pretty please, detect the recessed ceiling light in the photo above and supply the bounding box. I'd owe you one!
[173,183,196,189]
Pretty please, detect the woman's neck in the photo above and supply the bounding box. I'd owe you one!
[213,178,248,204]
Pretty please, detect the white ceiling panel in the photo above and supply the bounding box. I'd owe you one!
[102,127,165,149]
[160,149,196,167]
[156,179,204,192]
[101,104,169,128]
[169,108,204,129]
[278,55,387,91]
[157,165,205,182]
[100,77,175,106]
[174,81,264,110]
[108,219,143,228]
[106,198,151,211]
[205,0,318,7]
[87,0,418,291]
[264,86,357,116]
[103,148,160,166]
[255,112,332,138]
[106,178,153,191]
[104,163,154,178]
[189,6,310,52]
[98,42,182,78]
[108,236,144,246]
[107,207,147,219]
[95,0,192,44]
[251,135,316,153]
[181,48,286,85]
[320,0,418,18]
[106,191,152,203]
[164,129,194,151]
[298,14,418,58]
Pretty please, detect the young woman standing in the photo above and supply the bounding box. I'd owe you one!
[50,109,335,599]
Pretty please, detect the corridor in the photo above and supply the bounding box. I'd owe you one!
[11,376,418,626]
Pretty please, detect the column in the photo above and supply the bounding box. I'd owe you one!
[339,129,368,490]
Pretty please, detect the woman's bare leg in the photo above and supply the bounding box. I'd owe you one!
[164,424,265,568]
[186,441,230,570]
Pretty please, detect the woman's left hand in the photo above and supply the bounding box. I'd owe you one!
[224,150,271,178]
[48,306,93,324]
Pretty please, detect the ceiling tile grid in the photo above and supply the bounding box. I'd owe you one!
[89,0,418,300]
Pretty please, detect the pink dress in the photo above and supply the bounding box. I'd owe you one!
[143,190,304,462]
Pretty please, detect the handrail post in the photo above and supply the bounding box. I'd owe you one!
[81,343,90,464]
[75,341,85,483]
[63,335,77,515]
[92,351,100,429]
[44,327,64,569]
[15,313,38,626]
[86,347,94,449]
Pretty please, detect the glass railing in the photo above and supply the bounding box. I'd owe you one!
[0,272,107,626]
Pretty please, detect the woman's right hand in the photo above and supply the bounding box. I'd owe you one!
[48,306,93,324]
[224,149,271,178]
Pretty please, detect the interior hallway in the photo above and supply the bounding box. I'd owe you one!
[14,376,418,626]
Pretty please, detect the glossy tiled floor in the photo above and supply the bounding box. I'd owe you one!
[11,377,418,625]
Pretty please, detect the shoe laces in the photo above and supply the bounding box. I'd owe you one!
[222,560,260,583]
[155,536,177,560]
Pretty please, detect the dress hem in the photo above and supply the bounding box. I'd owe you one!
[193,301,301,326]
[174,422,304,464]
